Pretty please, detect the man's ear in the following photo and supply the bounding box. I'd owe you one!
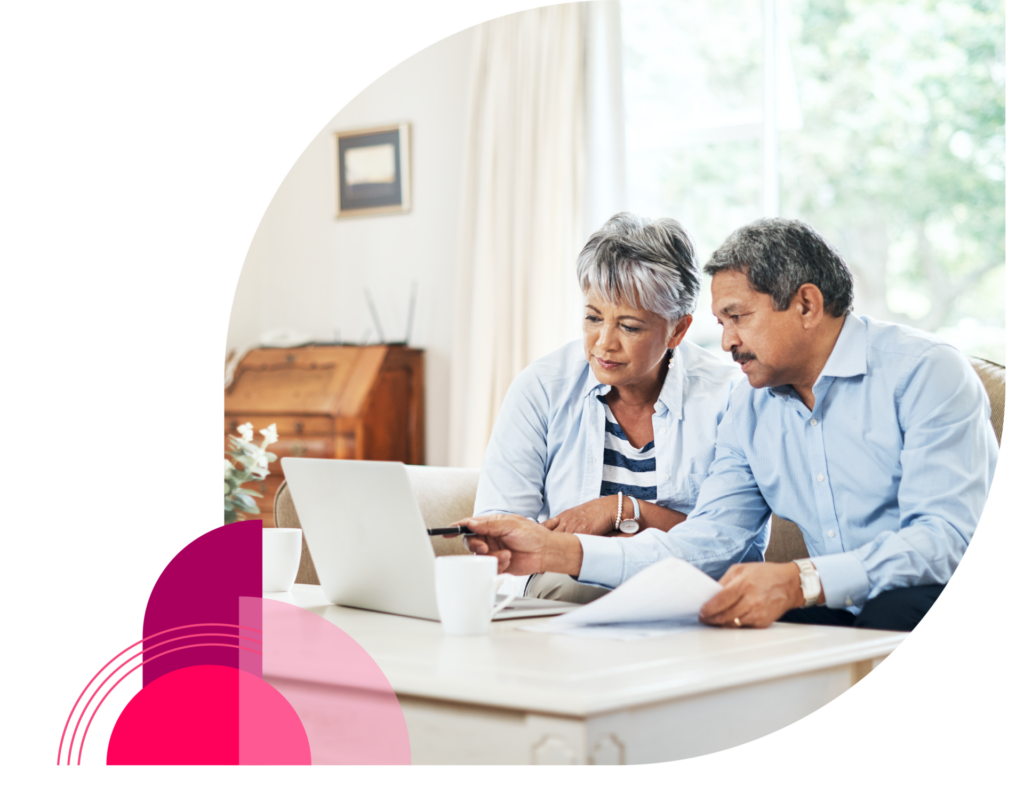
[794,284,825,327]
[669,314,693,347]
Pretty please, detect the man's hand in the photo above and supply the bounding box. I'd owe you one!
[454,514,583,577]
[542,496,617,535]
[699,562,806,629]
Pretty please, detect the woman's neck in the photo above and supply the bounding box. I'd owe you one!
[607,356,669,409]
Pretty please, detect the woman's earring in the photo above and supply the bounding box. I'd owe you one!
[667,348,675,369]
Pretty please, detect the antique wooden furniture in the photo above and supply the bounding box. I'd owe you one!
[225,344,424,527]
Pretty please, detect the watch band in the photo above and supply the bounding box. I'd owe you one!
[794,558,821,608]
[626,495,640,522]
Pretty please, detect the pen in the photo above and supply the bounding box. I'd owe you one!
[426,526,476,536]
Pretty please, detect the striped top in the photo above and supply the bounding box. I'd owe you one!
[597,395,659,501]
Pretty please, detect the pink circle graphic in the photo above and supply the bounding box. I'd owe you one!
[107,664,311,765]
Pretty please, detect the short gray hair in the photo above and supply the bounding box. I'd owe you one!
[704,218,854,317]
[577,213,701,322]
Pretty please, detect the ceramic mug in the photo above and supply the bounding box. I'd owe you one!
[434,555,515,635]
[263,527,302,592]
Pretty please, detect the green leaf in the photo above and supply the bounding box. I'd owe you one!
[235,493,257,510]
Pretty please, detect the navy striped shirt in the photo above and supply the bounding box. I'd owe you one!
[597,395,658,501]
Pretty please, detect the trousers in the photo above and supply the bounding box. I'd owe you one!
[778,584,946,632]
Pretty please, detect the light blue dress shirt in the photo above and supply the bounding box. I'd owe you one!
[474,338,750,532]
[577,314,1000,610]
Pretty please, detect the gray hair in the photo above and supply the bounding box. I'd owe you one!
[576,213,701,322]
[703,218,854,317]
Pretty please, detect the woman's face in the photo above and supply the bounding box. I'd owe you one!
[583,291,692,392]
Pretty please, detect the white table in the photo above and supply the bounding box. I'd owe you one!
[266,585,903,765]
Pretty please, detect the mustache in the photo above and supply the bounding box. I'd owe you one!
[732,350,756,364]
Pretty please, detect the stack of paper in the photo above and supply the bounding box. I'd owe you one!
[521,557,722,640]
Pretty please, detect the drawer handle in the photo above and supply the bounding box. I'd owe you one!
[290,442,307,457]
[294,421,304,434]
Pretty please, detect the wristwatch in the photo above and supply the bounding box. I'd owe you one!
[620,495,641,534]
[794,558,821,608]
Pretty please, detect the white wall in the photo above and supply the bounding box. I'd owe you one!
[227,28,475,465]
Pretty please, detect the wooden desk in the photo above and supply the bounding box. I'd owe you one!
[266,585,903,765]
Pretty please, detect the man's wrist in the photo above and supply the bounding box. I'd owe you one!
[543,532,584,577]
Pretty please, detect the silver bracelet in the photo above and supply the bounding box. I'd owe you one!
[615,491,623,531]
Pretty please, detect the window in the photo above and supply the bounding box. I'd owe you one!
[621,0,1005,362]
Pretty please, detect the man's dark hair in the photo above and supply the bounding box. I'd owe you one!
[703,218,854,317]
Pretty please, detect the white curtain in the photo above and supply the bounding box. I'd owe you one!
[448,4,587,468]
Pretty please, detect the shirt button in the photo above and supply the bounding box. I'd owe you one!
[817,474,825,482]
[659,428,666,435]
[810,418,818,426]
[828,530,836,538]
[662,473,670,481]
[845,597,853,607]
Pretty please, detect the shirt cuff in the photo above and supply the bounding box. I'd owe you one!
[575,534,626,589]
[811,551,872,609]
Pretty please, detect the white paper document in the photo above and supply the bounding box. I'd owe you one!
[520,557,722,639]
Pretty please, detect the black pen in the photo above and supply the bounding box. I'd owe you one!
[426,526,476,536]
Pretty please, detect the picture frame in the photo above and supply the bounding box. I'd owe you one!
[334,123,411,218]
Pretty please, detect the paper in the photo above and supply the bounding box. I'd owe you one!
[548,557,722,626]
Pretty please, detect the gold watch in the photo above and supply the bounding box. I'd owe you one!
[794,558,821,608]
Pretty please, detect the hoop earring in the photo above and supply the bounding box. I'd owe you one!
[667,348,675,370]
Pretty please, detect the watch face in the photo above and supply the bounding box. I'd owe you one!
[619,519,640,534]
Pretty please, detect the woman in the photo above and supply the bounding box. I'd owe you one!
[474,213,746,603]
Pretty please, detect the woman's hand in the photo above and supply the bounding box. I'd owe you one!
[542,496,618,535]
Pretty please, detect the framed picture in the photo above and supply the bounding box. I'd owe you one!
[334,123,411,218]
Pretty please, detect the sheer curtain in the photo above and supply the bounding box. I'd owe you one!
[448,4,587,468]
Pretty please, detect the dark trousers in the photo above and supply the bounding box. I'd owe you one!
[778,585,945,632]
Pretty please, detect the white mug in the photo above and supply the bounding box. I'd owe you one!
[263,527,302,592]
[434,556,515,635]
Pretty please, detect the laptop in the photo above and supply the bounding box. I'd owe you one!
[281,458,578,621]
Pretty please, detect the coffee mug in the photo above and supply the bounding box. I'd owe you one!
[434,556,515,635]
[263,527,302,592]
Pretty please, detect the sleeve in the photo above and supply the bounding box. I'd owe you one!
[578,393,772,588]
[811,345,999,608]
[472,366,552,520]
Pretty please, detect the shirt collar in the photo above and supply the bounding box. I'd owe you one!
[769,313,866,399]
[584,348,686,421]
[818,313,868,381]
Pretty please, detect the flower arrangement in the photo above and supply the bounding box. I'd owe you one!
[224,422,278,524]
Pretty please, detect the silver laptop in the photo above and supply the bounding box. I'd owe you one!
[281,458,577,621]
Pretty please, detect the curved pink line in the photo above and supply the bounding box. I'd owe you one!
[66,633,264,765]
[58,622,262,764]
[76,642,263,766]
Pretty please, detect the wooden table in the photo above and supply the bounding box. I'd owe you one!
[265,585,904,765]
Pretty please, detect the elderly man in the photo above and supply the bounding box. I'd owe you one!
[462,218,999,632]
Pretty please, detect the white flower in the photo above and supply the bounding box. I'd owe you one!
[255,453,269,470]
[260,423,278,447]
[238,422,254,442]
[224,459,233,473]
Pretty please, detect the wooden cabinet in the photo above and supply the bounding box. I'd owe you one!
[224,345,424,527]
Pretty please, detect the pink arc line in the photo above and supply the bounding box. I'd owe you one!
[62,635,264,762]
[58,623,263,766]
[75,642,263,766]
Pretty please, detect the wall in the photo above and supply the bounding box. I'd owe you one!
[227,28,475,465]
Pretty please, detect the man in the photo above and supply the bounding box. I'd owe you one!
[461,218,999,632]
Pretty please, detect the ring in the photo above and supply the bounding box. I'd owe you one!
[733,617,742,627]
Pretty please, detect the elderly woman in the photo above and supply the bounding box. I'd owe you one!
[474,213,750,604]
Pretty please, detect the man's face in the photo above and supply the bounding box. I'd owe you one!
[711,270,807,389]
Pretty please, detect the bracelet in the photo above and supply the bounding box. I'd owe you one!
[615,491,623,530]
